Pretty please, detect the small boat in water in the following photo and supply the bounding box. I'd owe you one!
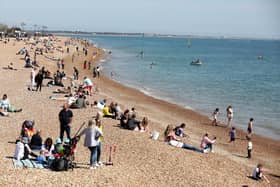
[190,59,202,65]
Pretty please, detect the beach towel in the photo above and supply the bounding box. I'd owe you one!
[49,96,68,101]
[13,159,47,169]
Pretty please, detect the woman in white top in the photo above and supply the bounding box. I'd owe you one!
[78,120,103,169]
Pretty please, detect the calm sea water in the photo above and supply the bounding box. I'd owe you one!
[76,34,280,140]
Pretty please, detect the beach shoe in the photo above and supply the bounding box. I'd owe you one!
[97,161,103,166]
[203,149,210,154]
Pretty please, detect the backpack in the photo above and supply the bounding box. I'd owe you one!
[51,158,70,171]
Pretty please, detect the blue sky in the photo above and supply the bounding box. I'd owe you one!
[1,0,279,38]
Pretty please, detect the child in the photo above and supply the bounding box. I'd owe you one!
[37,150,46,164]
[212,108,219,126]
[229,127,236,142]
[247,137,252,159]
[252,164,270,183]
[174,123,187,137]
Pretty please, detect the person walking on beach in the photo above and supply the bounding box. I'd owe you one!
[59,103,73,140]
[72,54,75,63]
[226,105,233,127]
[212,108,219,126]
[77,120,103,169]
[61,59,65,70]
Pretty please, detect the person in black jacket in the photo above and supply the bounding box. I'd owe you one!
[30,130,43,150]
[35,70,44,91]
[59,103,73,140]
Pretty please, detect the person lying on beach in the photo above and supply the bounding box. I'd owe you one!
[2,63,17,71]
[252,164,270,183]
[0,94,22,113]
[53,87,72,95]
[70,95,87,109]
[174,123,188,137]
[200,133,216,153]
[164,125,204,153]
[16,47,27,55]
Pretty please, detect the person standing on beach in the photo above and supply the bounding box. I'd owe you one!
[61,59,65,70]
[84,60,87,69]
[247,118,254,138]
[59,103,73,140]
[247,137,252,159]
[229,127,236,143]
[35,70,44,92]
[212,108,219,126]
[88,61,91,70]
[73,67,79,80]
[29,67,36,91]
[72,54,75,63]
[226,105,233,127]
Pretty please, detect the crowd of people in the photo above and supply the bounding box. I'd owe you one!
[3,37,270,184]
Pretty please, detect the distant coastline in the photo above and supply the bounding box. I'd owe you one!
[50,31,280,41]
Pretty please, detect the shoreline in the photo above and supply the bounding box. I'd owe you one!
[0,36,279,186]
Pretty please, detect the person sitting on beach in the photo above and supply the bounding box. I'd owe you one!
[24,56,33,68]
[83,76,93,96]
[134,117,149,132]
[200,133,216,153]
[212,108,219,126]
[41,137,55,160]
[252,164,270,183]
[0,94,22,113]
[126,114,141,130]
[30,130,43,150]
[114,103,122,120]
[120,109,129,128]
[20,120,36,141]
[226,105,233,127]
[102,104,114,118]
[70,95,87,109]
[14,137,38,160]
[174,123,188,137]
[164,125,204,153]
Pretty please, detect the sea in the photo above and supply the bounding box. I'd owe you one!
[72,34,280,140]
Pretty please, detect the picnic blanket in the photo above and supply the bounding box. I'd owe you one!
[13,159,47,169]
